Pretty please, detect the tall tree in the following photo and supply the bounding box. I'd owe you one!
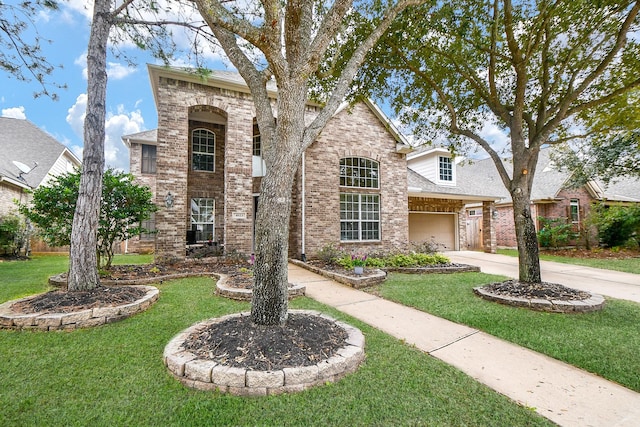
[193,0,424,325]
[363,0,640,283]
[66,1,205,291]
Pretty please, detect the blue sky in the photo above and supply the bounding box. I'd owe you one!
[1,2,509,171]
[1,1,229,172]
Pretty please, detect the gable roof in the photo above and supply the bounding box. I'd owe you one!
[456,147,640,204]
[121,129,158,147]
[0,117,81,189]
[143,65,411,150]
[408,168,501,201]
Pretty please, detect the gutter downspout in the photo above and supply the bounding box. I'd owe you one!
[301,151,306,262]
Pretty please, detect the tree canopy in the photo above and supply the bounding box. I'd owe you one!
[0,0,65,98]
[361,0,640,282]
[193,0,424,325]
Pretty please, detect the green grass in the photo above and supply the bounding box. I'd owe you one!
[379,272,640,393]
[0,256,552,426]
[497,248,640,274]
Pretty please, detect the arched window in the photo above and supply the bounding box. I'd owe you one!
[192,128,215,171]
[339,157,379,188]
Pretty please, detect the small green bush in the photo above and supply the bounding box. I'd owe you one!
[537,217,577,248]
[591,204,640,248]
[0,214,26,256]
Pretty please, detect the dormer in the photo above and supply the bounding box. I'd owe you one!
[407,147,456,186]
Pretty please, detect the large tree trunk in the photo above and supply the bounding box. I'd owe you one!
[511,183,542,283]
[67,0,110,291]
[250,82,306,326]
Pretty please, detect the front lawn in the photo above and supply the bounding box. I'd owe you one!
[0,256,551,426]
[379,272,640,393]
[497,248,640,274]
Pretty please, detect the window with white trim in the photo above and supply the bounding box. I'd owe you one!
[190,198,215,241]
[570,199,580,223]
[340,193,380,241]
[192,129,215,171]
[439,156,453,182]
[340,157,379,188]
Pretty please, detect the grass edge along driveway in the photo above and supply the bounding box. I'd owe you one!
[379,271,640,393]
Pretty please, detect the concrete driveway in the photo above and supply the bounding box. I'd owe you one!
[444,251,640,304]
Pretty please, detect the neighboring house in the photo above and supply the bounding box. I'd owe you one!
[0,117,82,252]
[0,117,81,216]
[124,65,412,260]
[457,147,640,248]
[406,147,502,252]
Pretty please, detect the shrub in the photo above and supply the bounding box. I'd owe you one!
[537,217,577,248]
[0,214,26,256]
[317,243,345,265]
[591,204,640,248]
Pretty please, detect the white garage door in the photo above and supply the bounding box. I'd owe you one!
[409,213,457,251]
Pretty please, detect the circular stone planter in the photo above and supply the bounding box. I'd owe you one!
[473,286,605,313]
[0,285,159,331]
[215,273,306,301]
[164,310,365,396]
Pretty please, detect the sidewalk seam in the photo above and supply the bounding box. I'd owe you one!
[428,329,481,354]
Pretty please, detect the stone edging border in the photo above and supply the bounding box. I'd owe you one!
[289,259,386,288]
[473,286,606,313]
[215,273,306,301]
[164,309,365,396]
[0,285,159,331]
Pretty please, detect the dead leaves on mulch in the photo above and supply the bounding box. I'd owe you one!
[12,286,147,314]
[182,313,349,371]
[480,280,591,301]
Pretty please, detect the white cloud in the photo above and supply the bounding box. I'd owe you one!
[66,94,87,138]
[66,94,145,172]
[107,62,137,80]
[2,106,27,119]
[74,53,137,80]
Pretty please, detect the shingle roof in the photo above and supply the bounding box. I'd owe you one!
[456,147,640,203]
[408,168,502,201]
[0,117,79,188]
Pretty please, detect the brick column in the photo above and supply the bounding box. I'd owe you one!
[482,201,497,253]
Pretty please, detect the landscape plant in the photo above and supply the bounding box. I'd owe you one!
[19,168,157,268]
[590,203,640,248]
[537,217,577,248]
[0,214,26,256]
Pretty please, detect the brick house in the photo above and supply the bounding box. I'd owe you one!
[458,148,640,248]
[124,65,414,260]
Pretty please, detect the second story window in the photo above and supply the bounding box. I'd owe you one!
[439,156,453,182]
[253,123,261,156]
[340,157,379,189]
[192,129,215,172]
[141,144,157,174]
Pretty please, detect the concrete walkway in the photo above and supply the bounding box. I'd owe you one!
[287,254,640,427]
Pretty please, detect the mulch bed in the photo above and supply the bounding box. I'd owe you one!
[480,280,592,301]
[12,286,148,314]
[182,313,348,371]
